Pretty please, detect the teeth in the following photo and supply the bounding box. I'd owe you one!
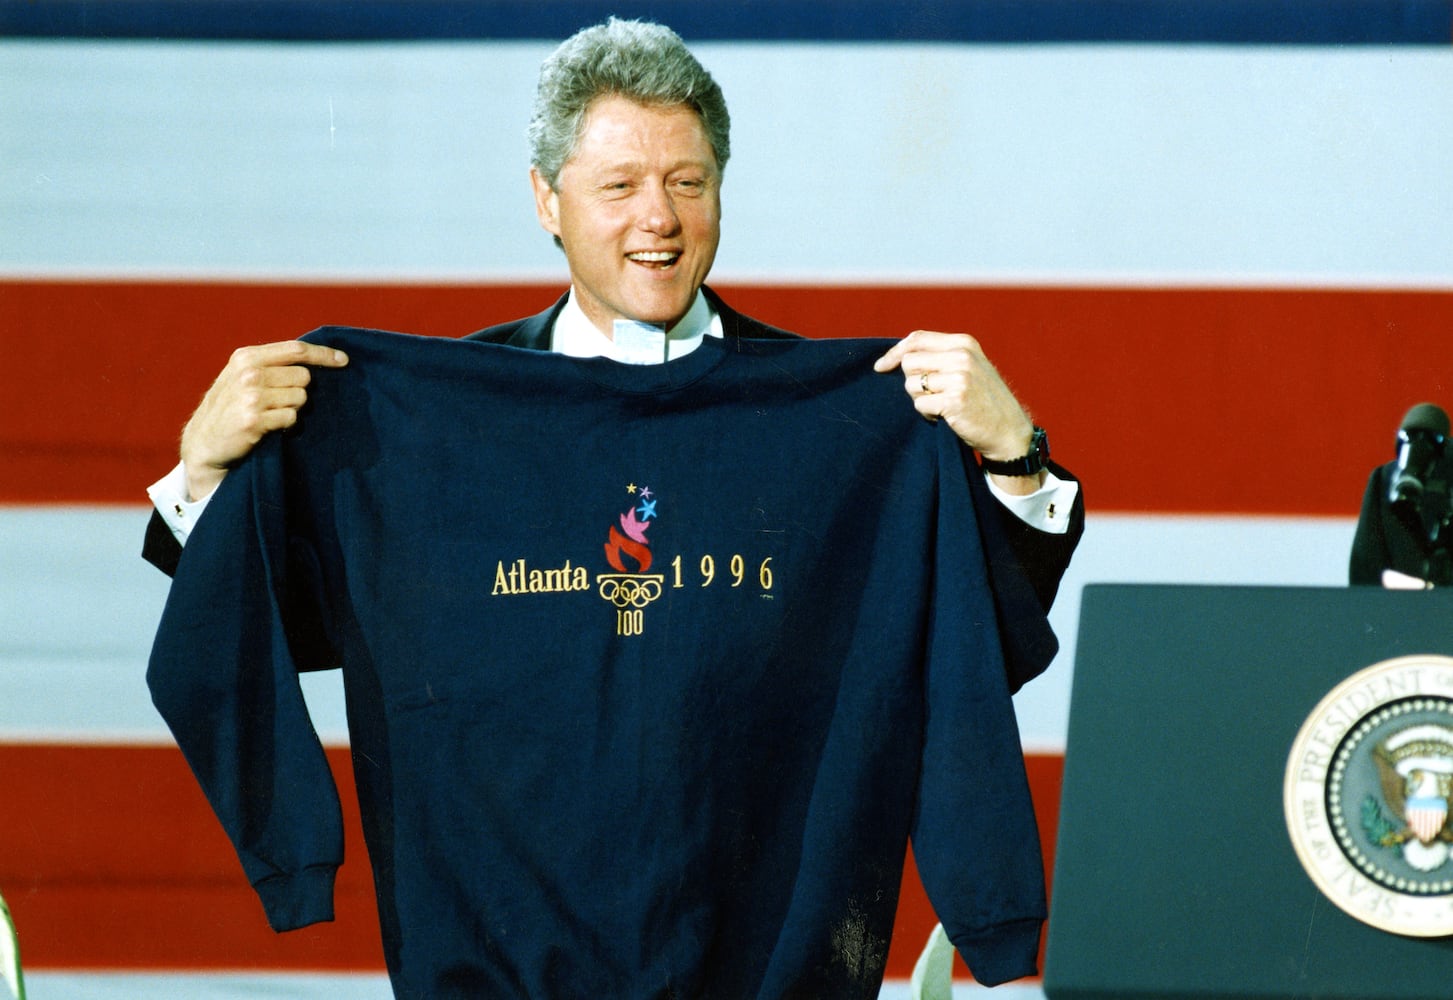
[628,251,678,262]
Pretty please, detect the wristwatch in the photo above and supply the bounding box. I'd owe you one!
[979,426,1049,477]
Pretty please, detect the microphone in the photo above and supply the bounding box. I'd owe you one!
[1388,403,1450,507]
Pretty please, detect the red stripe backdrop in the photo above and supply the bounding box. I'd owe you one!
[5,278,1450,513]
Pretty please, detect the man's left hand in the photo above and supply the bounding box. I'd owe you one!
[874,330,1043,495]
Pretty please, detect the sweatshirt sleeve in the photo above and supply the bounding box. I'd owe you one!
[960,441,1064,695]
[910,426,1048,986]
[146,432,344,932]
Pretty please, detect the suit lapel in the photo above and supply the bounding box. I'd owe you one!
[703,286,796,342]
[500,295,566,350]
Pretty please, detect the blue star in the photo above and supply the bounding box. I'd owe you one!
[637,498,658,520]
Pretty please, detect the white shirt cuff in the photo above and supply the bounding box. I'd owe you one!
[146,461,213,547]
[985,468,1079,535]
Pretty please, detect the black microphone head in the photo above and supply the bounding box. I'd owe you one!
[1392,403,1451,505]
[1401,403,1450,437]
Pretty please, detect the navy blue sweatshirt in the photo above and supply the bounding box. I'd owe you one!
[148,327,1046,998]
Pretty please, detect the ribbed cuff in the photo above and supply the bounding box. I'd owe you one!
[949,917,1044,987]
[253,865,338,932]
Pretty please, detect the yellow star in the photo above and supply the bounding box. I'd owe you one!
[626,483,637,494]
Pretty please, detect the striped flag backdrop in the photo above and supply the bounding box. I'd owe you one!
[3,2,1451,997]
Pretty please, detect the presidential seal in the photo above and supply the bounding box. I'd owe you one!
[1284,654,1453,937]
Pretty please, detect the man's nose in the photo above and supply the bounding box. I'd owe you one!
[637,182,680,235]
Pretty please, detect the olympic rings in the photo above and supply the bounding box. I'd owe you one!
[597,575,664,609]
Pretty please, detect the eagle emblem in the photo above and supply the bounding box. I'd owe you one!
[1286,655,1453,937]
[1369,723,1453,872]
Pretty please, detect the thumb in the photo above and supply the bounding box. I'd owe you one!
[873,340,906,372]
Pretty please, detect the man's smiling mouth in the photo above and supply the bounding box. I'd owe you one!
[627,251,681,268]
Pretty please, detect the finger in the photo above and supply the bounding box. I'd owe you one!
[229,361,320,397]
[296,342,349,368]
[257,407,302,433]
[910,389,943,422]
[235,395,306,437]
[906,370,933,397]
[871,331,929,370]
[873,338,909,372]
[216,385,308,432]
[232,341,349,370]
[259,365,315,389]
[906,370,972,415]
[899,330,982,354]
[892,340,986,379]
[894,352,937,379]
[928,369,972,400]
[259,386,309,412]
[875,330,953,371]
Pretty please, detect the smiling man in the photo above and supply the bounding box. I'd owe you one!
[145,21,1080,611]
[144,17,1082,999]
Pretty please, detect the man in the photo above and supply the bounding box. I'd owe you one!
[143,32,1081,603]
[146,18,1081,998]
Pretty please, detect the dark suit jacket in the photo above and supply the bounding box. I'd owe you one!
[1350,462,1449,585]
[143,287,1083,686]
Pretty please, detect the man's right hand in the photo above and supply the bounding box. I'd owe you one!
[180,341,349,501]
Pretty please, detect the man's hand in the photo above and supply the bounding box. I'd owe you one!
[180,341,349,501]
[873,330,1043,495]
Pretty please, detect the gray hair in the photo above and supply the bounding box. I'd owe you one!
[528,18,731,189]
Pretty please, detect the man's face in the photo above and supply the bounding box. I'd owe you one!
[531,95,722,335]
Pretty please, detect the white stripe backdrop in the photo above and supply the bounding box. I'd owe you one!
[3,40,1451,284]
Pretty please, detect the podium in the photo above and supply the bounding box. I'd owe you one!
[1044,584,1453,1000]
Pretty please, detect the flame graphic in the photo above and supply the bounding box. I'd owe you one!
[604,525,652,573]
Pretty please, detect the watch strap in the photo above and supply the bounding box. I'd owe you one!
[980,426,1048,477]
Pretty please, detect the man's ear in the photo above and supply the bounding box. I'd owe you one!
[530,167,561,238]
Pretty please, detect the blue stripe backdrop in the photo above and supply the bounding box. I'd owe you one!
[3,0,1450,43]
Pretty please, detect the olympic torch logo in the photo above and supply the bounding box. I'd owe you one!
[598,484,665,636]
